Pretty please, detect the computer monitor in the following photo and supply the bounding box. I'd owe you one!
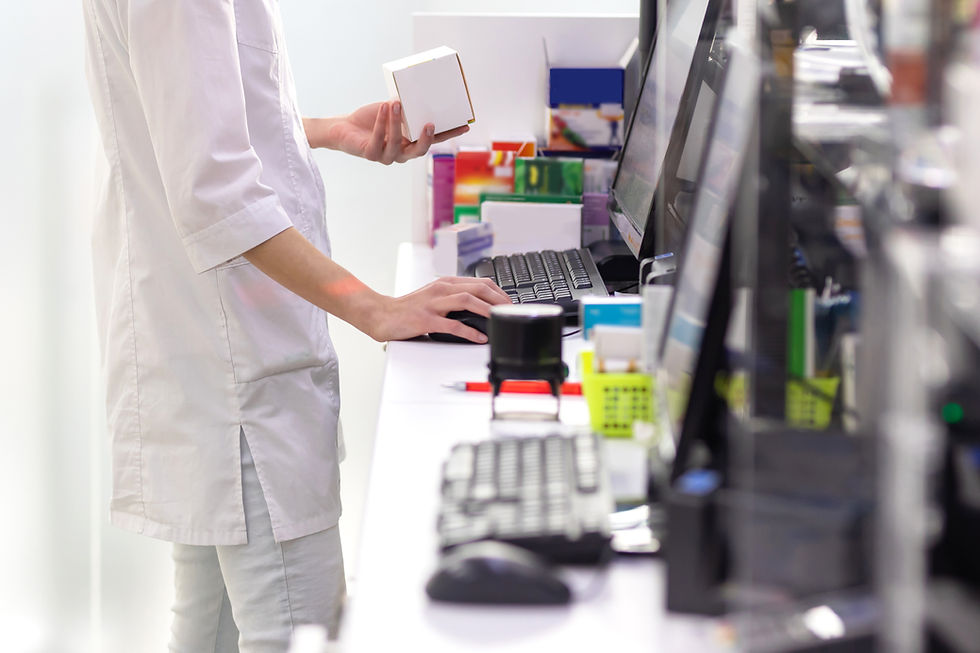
[607,0,725,262]
[654,34,760,475]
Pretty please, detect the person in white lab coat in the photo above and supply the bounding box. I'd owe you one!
[82,1,507,650]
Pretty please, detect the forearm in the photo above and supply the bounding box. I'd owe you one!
[242,227,387,338]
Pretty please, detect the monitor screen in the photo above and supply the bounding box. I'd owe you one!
[608,0,718,259]
[657,34,760,446]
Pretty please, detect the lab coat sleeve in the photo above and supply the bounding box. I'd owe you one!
[126,0,293,273]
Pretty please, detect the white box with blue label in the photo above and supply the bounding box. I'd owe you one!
[580,295,643,340]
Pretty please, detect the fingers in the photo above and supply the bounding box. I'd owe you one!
[364,103,388,162]
[399,123,469,162]
[428,291,494,319]
[431,124,470,144]
[380,101,403,164]
[431,316,488,344]
[398,123,435,162]
[428,277,511,307]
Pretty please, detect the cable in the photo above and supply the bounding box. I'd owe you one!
[565,544,616,602]
[789,245,816,289]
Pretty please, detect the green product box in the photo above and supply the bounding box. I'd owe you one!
[514,158,584,196]
[478,192,581,205]
[453,204,481,224]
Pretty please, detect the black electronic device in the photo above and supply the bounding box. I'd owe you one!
[487,303,566,419]
[654,34,760,615]
[428,310,489,344]
[425,540,571,605]
[434,432,614,565]
[587,239,638,282]
[606,0,727,265]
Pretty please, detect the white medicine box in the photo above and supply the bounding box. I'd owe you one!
[433,221,494,276]
[383,46,475,142]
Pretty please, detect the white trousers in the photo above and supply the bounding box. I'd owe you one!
[169,431,346,652]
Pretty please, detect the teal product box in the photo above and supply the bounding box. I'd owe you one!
[580,296,643,341]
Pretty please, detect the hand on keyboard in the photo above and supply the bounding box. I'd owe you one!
[374,276,509,344]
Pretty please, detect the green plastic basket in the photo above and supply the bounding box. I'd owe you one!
[580,351,655,438]
[786,377,840,430]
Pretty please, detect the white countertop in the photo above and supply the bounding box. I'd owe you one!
[339,243,726,652]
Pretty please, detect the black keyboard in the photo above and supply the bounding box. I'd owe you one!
[469,248,609,308]
[436,432,614,564]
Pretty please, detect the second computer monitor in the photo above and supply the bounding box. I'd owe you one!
[656,33,760,455]
[607,0,725,263]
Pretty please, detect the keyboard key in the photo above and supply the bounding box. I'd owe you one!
[467,248,607,319]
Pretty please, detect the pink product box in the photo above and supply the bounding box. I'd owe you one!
[582,192,611,246]
[429,153,456,245]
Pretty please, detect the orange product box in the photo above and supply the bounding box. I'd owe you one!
[453,149,516,206]
[491,140,537,158]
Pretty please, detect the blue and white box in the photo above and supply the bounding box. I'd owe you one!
[580,295,643,341]
[433,221,494,276]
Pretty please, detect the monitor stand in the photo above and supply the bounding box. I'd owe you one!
[588,239,640,283]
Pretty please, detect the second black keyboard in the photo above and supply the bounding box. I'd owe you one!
[436,432,614,564]
[469,247,609,307]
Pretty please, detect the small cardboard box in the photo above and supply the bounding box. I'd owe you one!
[453,149,516,206]
[433,221,494,276]
[513,157,584,196]
[480,200,581,257]
[383,46,475,142]
[427,152,456,245]
[580,296,643,341]
[545,45,628,152]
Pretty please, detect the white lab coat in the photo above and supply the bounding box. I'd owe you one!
[83,0,342,545]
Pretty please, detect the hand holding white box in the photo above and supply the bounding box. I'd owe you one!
[383,46,475,142]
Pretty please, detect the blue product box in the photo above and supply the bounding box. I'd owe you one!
[548,67,624,107]
[581,296,643,340]
[547,68,625,151]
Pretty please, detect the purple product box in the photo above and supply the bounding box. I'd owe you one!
[582,192,611,246]
[429,153,456,245]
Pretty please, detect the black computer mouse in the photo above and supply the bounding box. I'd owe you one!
[425,540,571,605]
[428,310,489,344]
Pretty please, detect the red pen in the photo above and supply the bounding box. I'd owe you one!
[443,380,583,395]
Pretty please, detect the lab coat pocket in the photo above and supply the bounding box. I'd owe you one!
[233,0,280,53]
[216,261,332,383]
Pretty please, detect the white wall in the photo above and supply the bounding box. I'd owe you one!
[0,1,636,651]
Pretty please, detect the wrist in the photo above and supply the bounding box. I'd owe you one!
[304,116,348,151]
[303,117,339,150]
[346,288,393,341]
